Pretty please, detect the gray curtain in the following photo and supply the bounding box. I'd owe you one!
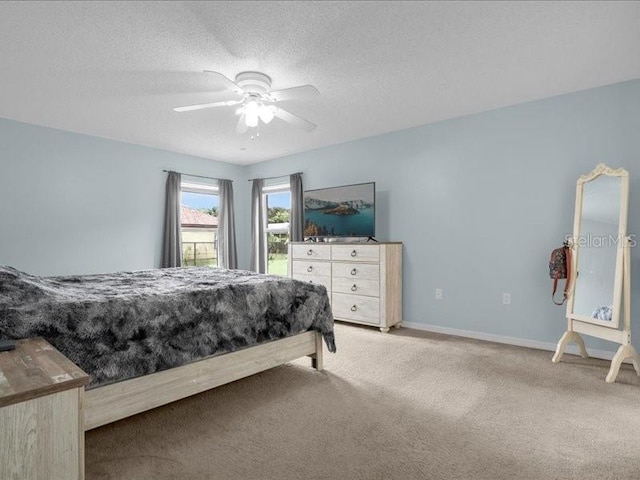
[289,173,304,242]
[250,179,266,273]
[161,171,182,268]
[218,179,238,269]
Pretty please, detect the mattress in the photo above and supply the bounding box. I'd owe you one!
[0,266,335,387]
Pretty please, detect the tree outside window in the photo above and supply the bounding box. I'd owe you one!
[264,188,291,276]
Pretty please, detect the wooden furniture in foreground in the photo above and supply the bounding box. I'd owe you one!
[1,331,324,475]
[84,330,323,430]
[0,338,89,480]
[289,242,403,333]
[552,164,640,383]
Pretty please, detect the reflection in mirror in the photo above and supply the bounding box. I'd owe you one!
[572,175,621,322]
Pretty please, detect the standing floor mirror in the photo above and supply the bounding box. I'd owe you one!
[552,163,640,383]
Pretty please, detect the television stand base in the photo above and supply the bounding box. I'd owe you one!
[366,236,378,243]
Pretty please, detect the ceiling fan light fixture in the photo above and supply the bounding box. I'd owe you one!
[259,104,276,124]
[246,115,259,128]
[244,100,259,115]
[243,100,260,127]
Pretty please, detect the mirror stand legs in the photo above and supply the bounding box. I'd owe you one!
[552,331,588,363]
[553,331,640,383]
[605,345,640,383]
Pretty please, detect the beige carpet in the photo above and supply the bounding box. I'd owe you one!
[86,324,640,480]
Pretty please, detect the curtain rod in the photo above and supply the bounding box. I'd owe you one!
[163,170,232,183]
[247,172,303,182]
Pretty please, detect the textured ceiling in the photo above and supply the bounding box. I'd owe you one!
[0,1,639,165]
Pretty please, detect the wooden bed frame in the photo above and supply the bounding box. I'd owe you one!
[83,330,324,430]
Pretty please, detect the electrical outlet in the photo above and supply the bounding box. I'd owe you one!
[502,293,511,305]
[435,288,443,300]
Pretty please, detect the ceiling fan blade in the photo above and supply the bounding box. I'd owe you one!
[173,99,243,113]
[273,107,317,132]
[268,85,319,102]
[235,114,248,134]
[203,70,246,95]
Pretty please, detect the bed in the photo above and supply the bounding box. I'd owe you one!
[0,265,335,429]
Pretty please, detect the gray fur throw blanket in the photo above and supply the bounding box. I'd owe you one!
[0,266,335,387]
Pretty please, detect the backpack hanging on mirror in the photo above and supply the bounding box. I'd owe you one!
[549,242,572,305]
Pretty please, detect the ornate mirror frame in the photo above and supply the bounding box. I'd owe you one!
[566,163,628,329]
[553,163,639,383]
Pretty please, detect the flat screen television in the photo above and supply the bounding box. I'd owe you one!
[303,182,375,238]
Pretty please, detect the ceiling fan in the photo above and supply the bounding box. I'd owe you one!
[173,71,319,134]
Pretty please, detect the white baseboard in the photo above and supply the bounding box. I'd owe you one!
[402,321,623,362]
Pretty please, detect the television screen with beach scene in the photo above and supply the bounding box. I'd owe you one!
[303,182,375,238]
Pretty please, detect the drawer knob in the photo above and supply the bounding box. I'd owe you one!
[351,250,357,257]
[350,305,358,312]
[350,268,357,276]
[307,249,313,256]
[351,284,357,291]
[307,266,313,272]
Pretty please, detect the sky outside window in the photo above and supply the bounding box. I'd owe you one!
[267,192,290,209]
[182,191,219,209]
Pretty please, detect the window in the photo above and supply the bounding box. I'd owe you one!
[181,181,219,267]
[264,183,291,276]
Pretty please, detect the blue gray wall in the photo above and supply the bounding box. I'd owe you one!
[246,79,640,351]
[1,79,638,351]
[0,119,249,274]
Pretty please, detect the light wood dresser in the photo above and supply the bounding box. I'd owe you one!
[0,338,89,480]
[289,242,402,332]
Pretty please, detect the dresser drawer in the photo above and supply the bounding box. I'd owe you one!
[332,293,380,324]
[292,273,331,291]
[332,244,380,262]
[332,277,379,297]
[291,260,331,277]
[291,244,331,260]
[332,262,379,281]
